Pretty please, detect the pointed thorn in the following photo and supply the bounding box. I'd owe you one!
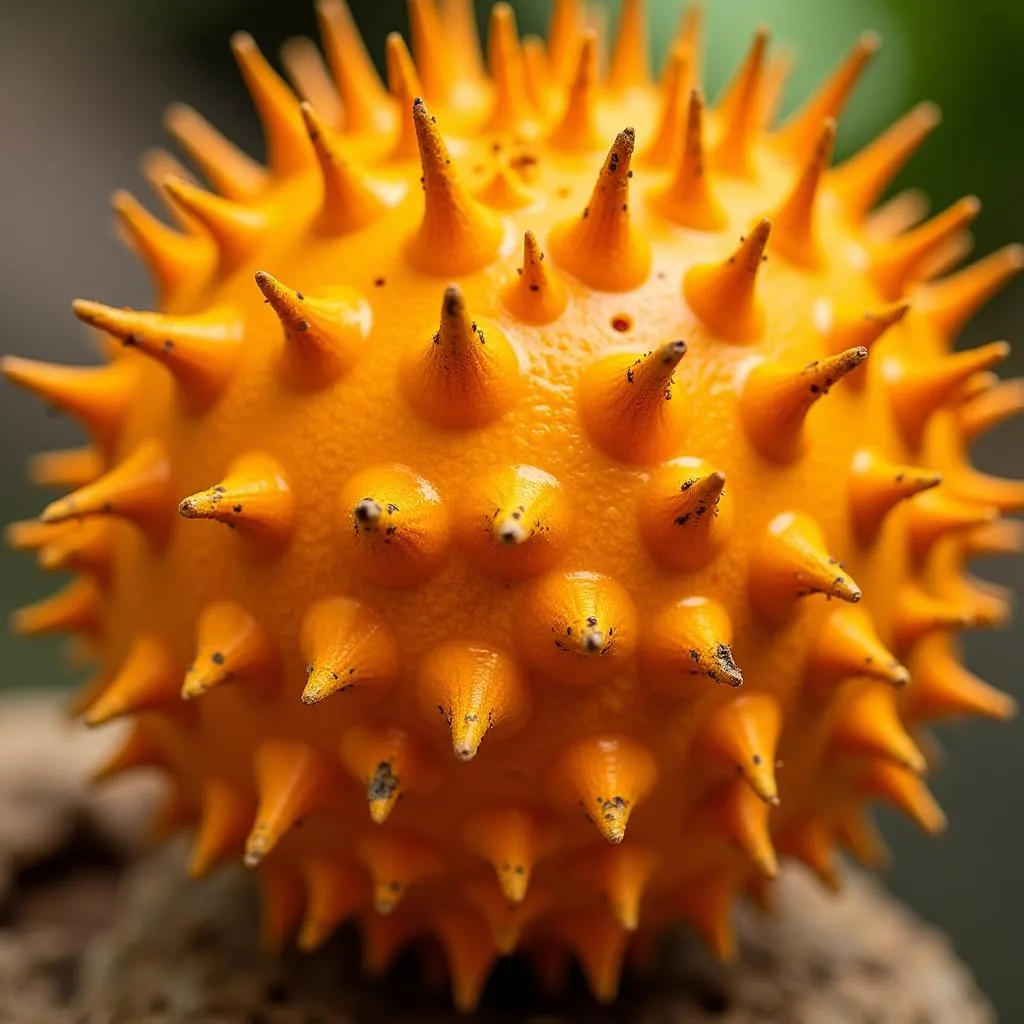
[11,577,102,638]
[547,0,587,87]
[690,778,779,878]
[848,448,942,542]
[406,0,452,104]
[188,777,253,878]
[713,29,769,177]
[84,635,178,725]
[683,219,771,342]
[485,3,533,133]
[642,44,691,167]
[609,0,650,91]
[548,30,602,152]
[28,447,103,490]
[819,299,909,366]
[860,761,946,834]
[281,35,344,130]
[740,347,868,462]
[957,377,1024,442]
[416,642,531,761]
[807,603,909,692]
[905,489,999,562]
[384,33,424,161]
[463,807,551,905]
[832,683,927,773]
[501,230,569,325]
[298,856,366,950]
[182,601,275,700]
[695,694,781,804]
[892,583,976,653]
[357,830,443,915]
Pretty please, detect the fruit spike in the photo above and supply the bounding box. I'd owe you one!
[555,736,657,843]
[416,641,531,761]
[401,285,522,429]
[5,4,1022,1013]
[407,99,503,275]
[650,88,727,230]
[740,346,868,462]
[178,451,295,545]
[577,340,688,463]
[71,300,241,409]
[549,128,652,291]
[683,219,771,342]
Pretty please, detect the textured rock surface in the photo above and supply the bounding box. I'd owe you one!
[0,694,994,1023]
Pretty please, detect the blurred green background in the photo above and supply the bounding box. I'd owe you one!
[1,0,1021,1017]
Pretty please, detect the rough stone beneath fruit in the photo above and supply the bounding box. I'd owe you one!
[0,695,993,1023]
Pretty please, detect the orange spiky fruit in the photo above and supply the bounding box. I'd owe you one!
[4,0,1021,1012]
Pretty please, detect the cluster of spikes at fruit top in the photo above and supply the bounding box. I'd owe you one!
[2,0,1024,1010]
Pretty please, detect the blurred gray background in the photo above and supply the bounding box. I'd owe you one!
[0,0,1020,1017]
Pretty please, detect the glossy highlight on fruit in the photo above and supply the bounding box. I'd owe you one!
[4,0,1022,1012]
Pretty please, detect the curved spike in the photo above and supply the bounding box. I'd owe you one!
[949,572,1015,629]
[712,29,769,177]
[400,284,522,429]
[338,724,438,824]
[555,736,657,844]
[91,719,166,782]
[315,0,391,133]
[163,176,267,276]
[11,577,102,637]
[1,356,133,448]
[434,908,497,1013]
[5,519,72,553]
[298,103,389,236]
[671,3,704,80]
[548,32,602,152]
[111,191,214,309]
[642,44,690,167]
[892,584,975,652]
[360,910,418,976]
[178,451,295,544]
[522,36,554,114]
[84,635,177,725]
[750,511,861,624]
[138,149,201,231]
[182,601,275,700]
[859,760,946,834]
[230,32,311,176]
[829,103,941,220]
[442,0,486,83]
[776,817,839,891]
[298,856,366,951]
[299,596,400,705]
[806,604,909,690]
[465,875,551,954]
[517,571,638,686]
[28,447,103,490]
[919,229,974,281]
[683,219,771,342]
[146,785,198,844]
[416,642,531,761]
[357,830,443,915]
[771,118,836,267]
[406,0,451,104]
[37,520,115,580]
[915,244,1024,339]
[163,103,268,200]
[281,36,344,129]
[245,740,345,868]
[694,694,781,805]
[847,448,942,542]
[950,466,1024,515]
[666,868,739,960]
[337,462,451,588]
[547,0,586,86]
[831,684,926,773]
[690,778,778,878]
[963,518,1024,559]
[883,341,1010,449]
[577,340,688,463]
[820,299,909,365]
[651,88,726,230]
[501,230,569,325]
[905,490,998,562]
[870,196,981,300]
[835,806,890,869]
[462,806,552,905]
[773,32,880,160]
[557,907,630,1002]
[865,188,930,241]
[906,633,1017,722]
[639,596,742,696]
[254,270,371,387]
[758,49,794,129]
[485,4,532,133]
[475,163,534,211]
[71,300,241,409]
[257,865,305,954]
[610,0,649,90]
[407,99,503,275]
[740,347,867,463]
[549,128,652,291]
[384,34,423,161]
[456,463,571,581]
[957,377,1024,442]
[40,439,171,533]
[639,458,731,571]
[188,776,253,878]
[577,843,657,931]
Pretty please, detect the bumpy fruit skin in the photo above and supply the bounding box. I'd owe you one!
[5,0,1023,1011]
